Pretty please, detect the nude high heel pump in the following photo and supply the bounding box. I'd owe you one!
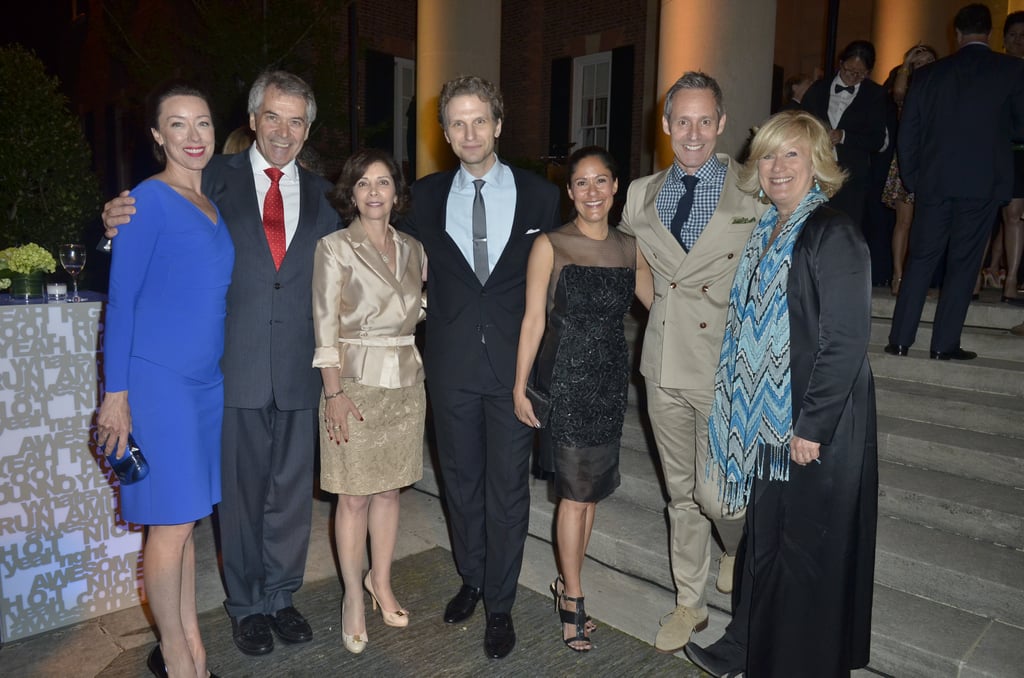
[364,571,409,627]
[341,601,367,654]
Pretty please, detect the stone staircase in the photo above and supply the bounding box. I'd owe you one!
[416,289,1024,677]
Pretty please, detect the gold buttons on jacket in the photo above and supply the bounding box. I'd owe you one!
[699,322,707,329]
[701,284,710,294]
[727,253,735,259]
[670,282,677,289]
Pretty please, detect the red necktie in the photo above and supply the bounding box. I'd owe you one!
[263,167,286,270]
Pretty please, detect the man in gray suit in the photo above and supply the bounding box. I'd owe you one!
[619,72,763,653]
[102,71,341,657]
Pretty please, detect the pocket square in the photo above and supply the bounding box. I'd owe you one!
[525,228,541,235]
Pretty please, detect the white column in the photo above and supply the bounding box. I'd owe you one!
[415,0,502,177]
[655,0,777,169]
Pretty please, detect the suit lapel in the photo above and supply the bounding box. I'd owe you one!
[346,217,407,290]
[432,170,483,287]
[220,154,277,269]
[640,168,688,272]
[279,166,322,274]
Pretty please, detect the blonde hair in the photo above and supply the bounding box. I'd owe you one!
[222,125,254,155]
[739,110,847,200]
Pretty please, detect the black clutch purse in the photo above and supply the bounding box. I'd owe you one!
[103,434,150,485]
[525,382,551,428]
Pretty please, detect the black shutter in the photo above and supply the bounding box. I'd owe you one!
[549,56,572,159]
[609,46,634,185]
[365,50,395,153]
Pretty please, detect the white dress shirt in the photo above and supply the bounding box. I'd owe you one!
[250,145,301,248]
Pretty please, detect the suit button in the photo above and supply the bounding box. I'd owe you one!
[699,322,707,328]
[274,282,281,289]
[701,284,710,294]
[727,253,734,259]
[669,282,677,289]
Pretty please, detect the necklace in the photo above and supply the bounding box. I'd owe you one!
[373,238,392,263]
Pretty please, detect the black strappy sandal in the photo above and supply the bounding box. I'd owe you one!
[558,591,592,652]
[550,575,597,634]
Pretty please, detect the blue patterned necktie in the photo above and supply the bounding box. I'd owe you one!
[670,174,700,250]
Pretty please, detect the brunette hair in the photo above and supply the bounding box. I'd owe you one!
[331,148,409,223]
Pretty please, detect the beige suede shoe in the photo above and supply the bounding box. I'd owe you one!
[716,553,736,594]
[654,604,709,653]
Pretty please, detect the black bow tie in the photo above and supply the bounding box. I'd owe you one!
[834,84,855,95]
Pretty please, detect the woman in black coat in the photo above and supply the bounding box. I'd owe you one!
[684,110,878,678]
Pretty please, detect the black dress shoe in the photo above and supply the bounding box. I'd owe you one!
[232,613,274,655]
[270,605,313,643]
[683,640,745,677]
[930,347,977,360]
[1002,295,1024,307]
[147,645,167,678]
[884,343,910,356]
[444,584,482,623]
[484,612,516,659]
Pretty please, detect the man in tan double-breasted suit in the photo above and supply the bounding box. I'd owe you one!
[619,72,764,654]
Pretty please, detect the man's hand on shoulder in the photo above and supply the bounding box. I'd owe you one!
[102,190,137,239]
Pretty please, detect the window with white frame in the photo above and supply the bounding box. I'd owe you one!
[393,57,415,164]
[571,52,612,150]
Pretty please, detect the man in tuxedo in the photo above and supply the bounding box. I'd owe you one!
[801,40,888,231]
[886,4,1024,360]
[618,71,763,654]
[102,71,341,656]
[400,75,561,659]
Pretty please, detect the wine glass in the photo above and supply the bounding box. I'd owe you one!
[59,243,86,302]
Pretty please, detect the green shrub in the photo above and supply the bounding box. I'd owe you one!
[0,45,102,254]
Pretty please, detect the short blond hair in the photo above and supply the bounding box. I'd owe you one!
[739,110,847,200]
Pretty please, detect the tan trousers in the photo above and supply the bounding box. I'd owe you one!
[647,381,745,609]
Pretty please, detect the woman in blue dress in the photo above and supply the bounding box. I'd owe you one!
[97,81,233,678]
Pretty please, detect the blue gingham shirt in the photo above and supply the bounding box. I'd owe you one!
[656,155,727,250]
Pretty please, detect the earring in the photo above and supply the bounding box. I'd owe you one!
[814,178,821,191]
[758,188,765,200]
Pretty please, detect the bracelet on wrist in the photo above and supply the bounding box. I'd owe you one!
[324,389,345,400]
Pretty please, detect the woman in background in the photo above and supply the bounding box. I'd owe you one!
[513,146,652,652]
[883,43,937,296]
[97,80,233,678]
[312,148,426,655]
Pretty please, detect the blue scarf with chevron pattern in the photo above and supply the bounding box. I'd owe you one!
[708,187,828,513]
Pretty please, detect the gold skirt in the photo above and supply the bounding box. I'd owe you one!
[319,380,425,496]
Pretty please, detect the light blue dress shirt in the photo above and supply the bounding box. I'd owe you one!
[446,156,517,276]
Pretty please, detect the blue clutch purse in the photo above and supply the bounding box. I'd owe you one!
[103,434,150,485]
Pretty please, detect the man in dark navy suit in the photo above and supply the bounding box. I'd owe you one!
[401,75,560,659]
[887,4,1024,360]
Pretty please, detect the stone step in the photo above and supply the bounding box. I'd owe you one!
[415,462,1024,676]
[872,288,1024,331]
[874,377,1024,440]
[877,416,1024,487]
[878,459,1024,549]
[869,344,1024,398]
[416,448,1024,625]
[868,583,1024,678]
[869,320,1024,366]
[874,514,1024,627]
[618,403,1022,543]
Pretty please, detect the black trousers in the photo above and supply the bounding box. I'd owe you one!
[428,344,535,615]
[889,197,999,352]
[218,401,316,619]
